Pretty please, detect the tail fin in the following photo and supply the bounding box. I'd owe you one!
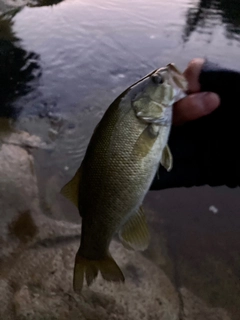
[73,251,125,293]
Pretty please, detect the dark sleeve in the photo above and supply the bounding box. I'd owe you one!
[150,60,240,190]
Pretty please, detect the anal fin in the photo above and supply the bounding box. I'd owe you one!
[60,164,83,208]
[119,206,150,251]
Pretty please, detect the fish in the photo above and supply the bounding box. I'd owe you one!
[61,63,188,293]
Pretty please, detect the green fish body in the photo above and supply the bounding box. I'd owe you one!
[61,63,188,292]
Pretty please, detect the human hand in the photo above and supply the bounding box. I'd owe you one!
[150,58,240,190]
[173,58,220,125]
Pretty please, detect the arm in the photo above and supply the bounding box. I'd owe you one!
[150,59,240,190]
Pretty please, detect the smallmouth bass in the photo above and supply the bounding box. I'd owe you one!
[61,63,188,292]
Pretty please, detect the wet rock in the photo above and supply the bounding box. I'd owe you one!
[0,128,49,150]
[0,218,232,320]
[2,235,180,320]
[0,144,39,233]
[0,133,43,272]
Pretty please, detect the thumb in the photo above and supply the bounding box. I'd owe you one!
[173,92,220,125]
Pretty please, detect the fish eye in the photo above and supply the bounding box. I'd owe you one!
[151,74,163,84]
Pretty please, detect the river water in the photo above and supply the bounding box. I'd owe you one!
[1,0,240,318]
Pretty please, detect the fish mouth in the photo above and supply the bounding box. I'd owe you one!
[155,63,188,99]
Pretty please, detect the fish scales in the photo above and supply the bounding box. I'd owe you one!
[61,63,188,292]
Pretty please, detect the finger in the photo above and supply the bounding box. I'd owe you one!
[173,92,220,125]
[184,58,205,92]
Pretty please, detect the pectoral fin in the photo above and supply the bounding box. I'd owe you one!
[160,145,173,172]
[119,206,150,251]
[60,165,82,208]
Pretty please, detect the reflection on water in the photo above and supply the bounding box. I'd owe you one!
[1,0,240,120]
[184,0,240,42]
[0,11,41,118]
